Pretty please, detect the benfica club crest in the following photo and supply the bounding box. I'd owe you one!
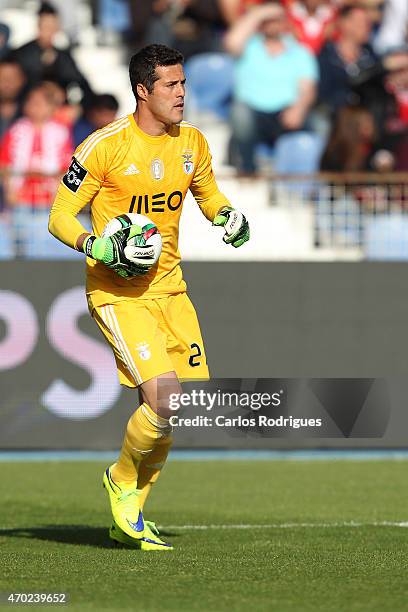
[136,342,151,361]
[182,151,194,175]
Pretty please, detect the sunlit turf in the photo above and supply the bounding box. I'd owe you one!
[1,460,408,611]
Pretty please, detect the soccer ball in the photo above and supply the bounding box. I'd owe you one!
[102,213,162,278]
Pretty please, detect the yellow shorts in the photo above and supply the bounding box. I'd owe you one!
[89,293,209,387]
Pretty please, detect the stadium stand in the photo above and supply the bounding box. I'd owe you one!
[0,0,408,261]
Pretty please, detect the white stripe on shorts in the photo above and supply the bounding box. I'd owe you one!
[100,305,142,385]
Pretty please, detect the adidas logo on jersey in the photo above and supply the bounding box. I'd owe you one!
[124,164,140,175]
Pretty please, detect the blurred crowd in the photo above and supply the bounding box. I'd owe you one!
[0,0,408,255]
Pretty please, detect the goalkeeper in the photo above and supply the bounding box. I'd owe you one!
[48,44,249,551]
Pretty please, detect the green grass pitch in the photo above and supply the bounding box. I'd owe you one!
[1,459,408,611]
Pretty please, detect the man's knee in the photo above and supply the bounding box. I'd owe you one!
[139,372,182,419]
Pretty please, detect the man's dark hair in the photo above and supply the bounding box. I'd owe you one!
[25,82,57,106]
[89,93,119,111]
[0,56,22,68]
[38,1,58,17]
[338,4,366,19]
[129,44,184,100]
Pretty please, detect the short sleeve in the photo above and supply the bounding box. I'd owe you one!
[297,46,319,82]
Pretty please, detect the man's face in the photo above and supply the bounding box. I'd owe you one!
[340,9,372,45]
[24,89,54,123]
[260,8,287,39]
[89,107,118,129]
[0,63,25,101]
[38,14,59,48]
[141,64,186,126]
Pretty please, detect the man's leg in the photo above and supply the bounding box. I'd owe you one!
[137,434,172,510]
[107,373,179,550]
[111,372,180,487]
[103,372,179,549]
[230,101,259,174]
[255,109,287,146]
[133,387,172,510]
[92,296,207,547]
[92,300,178,542]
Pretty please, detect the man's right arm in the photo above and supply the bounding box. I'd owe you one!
[224,4,284,56]
[48,189,91,252]
[48,150,104,251]
[49,148,152,275]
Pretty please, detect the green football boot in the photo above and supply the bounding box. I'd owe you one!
[109,519,173,551]
[102,465,144,540]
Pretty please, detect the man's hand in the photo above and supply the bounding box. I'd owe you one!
[224,2,286,56]
[213,207,250,248]
[383,52,408,72]
[83,226,151,277]
[280,105,305,130]
[253,3,286,24]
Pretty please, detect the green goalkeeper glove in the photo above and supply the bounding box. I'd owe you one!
[83,225,150,278]
[213,207,250,248]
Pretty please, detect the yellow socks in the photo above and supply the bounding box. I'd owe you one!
[138,434,172,510]
[111,402,171,484]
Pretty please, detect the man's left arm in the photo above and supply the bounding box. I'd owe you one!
[281,47,318,130]
[280,78,316,130]
[190,134,250,248]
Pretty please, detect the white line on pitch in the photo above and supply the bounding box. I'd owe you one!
[163,521,408,530]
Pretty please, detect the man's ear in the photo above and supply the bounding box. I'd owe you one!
[137,83,149,101]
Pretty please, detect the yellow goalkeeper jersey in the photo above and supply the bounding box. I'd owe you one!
[49,114,230,306]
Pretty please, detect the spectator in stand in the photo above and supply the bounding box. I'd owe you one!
[320,105,377,171]
[224,2,318,174]
[52,0,82,47]
[41,80,79,127]
[321,104,396,177]
[73,93,119,147]
[125,1,232,58]
[11,2,94,108]
[316,4,408,139]
[0,59,26,140]
[0,83,72,256]
[283,0,337,55]
[317,5,379,114]
[315,5,408,139]
[318,105,395,246]
[125,0,161,51]
[172,0,230,58]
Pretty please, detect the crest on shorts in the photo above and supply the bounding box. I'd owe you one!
[182,150,194,175]
[151,158,164,180]
[136,342,151,361]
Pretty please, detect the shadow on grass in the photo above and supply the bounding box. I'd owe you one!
[0,526,181,549]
